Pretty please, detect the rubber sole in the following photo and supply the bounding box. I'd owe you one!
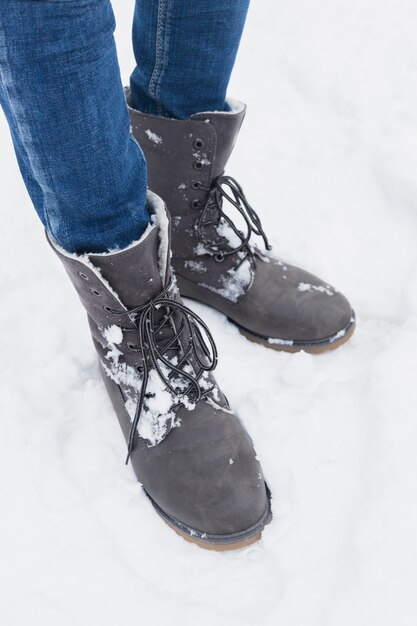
[235,315,356,354]
[165,519,262,551]
[146,488,272,551]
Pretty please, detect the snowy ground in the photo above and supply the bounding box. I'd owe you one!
[1,1,417,624]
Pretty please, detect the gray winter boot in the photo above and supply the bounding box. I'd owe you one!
[128,94,355,353]
[48,192,271,550]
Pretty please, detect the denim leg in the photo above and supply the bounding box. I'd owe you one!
[0,0,149,253]
[130,0,250,119]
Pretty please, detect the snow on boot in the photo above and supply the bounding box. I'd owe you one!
[128,94,355,353]
[48,192,271,550]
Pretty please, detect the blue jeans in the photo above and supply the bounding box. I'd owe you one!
[0,0,249,253]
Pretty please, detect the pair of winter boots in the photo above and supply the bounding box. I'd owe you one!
[49,97,354,549]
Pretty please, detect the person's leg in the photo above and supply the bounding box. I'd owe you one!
[130,0,250,119]
[0,0,149,253]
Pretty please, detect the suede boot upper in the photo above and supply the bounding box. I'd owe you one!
[128,94,355,350]
[49,192,271,544]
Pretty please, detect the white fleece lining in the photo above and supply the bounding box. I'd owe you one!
[49,191,169,306]
[147,190,170,284]
[192,98,246,117]
[225,98,246,114]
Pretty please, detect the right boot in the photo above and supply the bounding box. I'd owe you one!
[48,191,271,550]
[127,94,355,354]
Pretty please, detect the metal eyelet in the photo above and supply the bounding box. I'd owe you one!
[191,199,202,210]
[103,305,112,312]
[192,181,202,189]
[193,161,203,170]
[79,272,89,281]
[136,364,143,373]
[214,252,225,263]
[91,289,101,297]
[194,138,204,149]
[127,342,138,351]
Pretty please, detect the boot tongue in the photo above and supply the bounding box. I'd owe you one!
[89,225,164,309]
[191,101,246,179]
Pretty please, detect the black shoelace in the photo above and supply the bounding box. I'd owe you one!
[107,280,218,462]
[196,175,272,261]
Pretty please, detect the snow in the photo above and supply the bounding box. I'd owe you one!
[198,257,253,303]
[101,323,197,446]
[217,218,243,248]
[297,281,335,296]
[329,328,347,343]
[135,367,176,445]
[101,358,140,391]
[145,129,163,144]
[184,259,207,273]
[1,1,417,624]
[102,325,123,346]
[192,152,211,166]
[268,337,295,347]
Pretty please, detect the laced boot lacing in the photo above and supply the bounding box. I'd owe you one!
[107,279,218,462]
[195,175,272,263]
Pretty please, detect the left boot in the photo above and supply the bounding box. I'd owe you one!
[128,93,355,353]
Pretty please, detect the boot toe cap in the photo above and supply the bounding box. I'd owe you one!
[237,258,354,344]
[134,400,271,540]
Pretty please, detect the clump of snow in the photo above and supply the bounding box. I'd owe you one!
[298,282,335,296]
[145,129,163,144]
[217,219,242,249]
[103,353,198,446]
[329,328,346,343]
[101,325,185,446]
[199,257,253,303]
[136,368,176,445]
[101,324,124,364]
[192,152,211,165]
[268,337,294,346]
[101,359,140,390]
[194,242,208,256]
[199,371,213,391]
[102,325,123,346]
[124,397,137,421]
[184,259,207,273]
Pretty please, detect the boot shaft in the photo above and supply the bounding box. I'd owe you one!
[48,191,171,331]
[48,192,223,448]
[128,93,254,296]
[128,90,246,222]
